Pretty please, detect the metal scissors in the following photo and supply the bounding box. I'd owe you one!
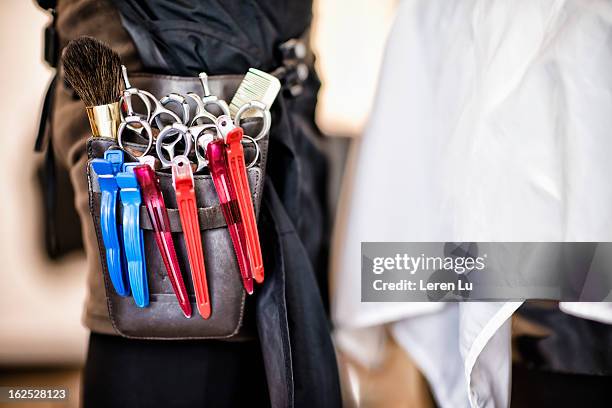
[117,87,154,162]
[120,65,190,128]
[186,93,217,126]
[155,123,193,168]
[187,72,231,126]
[188,117,260,173]
[142,90,190,129]
[119,65,152,128]
[189,123,218,172]
[233,100,271,142]
[119,66,189,156]
[139,91,192,160]
[216,115,260,169]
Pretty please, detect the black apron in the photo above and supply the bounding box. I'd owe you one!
[108,1,340,406]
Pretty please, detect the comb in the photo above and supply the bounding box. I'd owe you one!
[229,68,281,118]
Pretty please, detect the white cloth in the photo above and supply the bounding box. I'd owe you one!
[560,302,612,324]
[332,0,612,407]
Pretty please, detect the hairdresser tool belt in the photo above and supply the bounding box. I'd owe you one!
[86,73,269,339]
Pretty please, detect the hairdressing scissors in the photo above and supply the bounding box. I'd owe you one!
[117,86,154,161]
[119,65,152,128]
[233,100,271,142]
[186,93,218,126]
[215,115,260,169]
[120,65,190,128]
[189,123,218,172]
[140,90,192,160]
[120,66,195,165]
[142,91,190,129]
[155,123,193,168]
[187,72,231,126]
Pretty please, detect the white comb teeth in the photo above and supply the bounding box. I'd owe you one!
[230,68,281,118]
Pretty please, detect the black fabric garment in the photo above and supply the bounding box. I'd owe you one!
[515,303,612,375]
[109,0,313,76]
[511,363,612,408]
[83,333,270,407]
[111,0,332,314]
[82,1,340,405]
[244,67,338,405]
[264,72,332,314]
[257,179,341,408]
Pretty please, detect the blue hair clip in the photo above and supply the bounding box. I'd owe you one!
[104,150,131,288]
[91,157,130,297]
[105,150,125,174]
[116,163,149,307]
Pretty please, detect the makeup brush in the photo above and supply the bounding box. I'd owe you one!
[61,36,123,139]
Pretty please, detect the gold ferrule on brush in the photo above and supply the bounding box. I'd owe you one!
[86,102,120,139]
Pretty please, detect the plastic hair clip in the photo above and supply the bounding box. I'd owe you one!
[104,150,131,285]
[105,149,125,174]
[206,139,254,294]
[116,163,149,307]
[220,121,264,284]
[91,158,130,296]
[172,155,211,318]
[133,164,192,317]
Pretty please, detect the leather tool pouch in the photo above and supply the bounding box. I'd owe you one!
[86,73,268,339]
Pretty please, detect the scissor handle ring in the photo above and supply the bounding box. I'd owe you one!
[190,124,218,171]
[159,93,191,125]
[151,110,182,131]
[186,92,204,108]
[117,116,154,159]
[190,123,218,144]
[202,97,231,118]
[241,135,260,169]
[120,90,152,132]
[137,90,182,130]
[155,123,193,168]
[186,93,216,126]
[121,88,152,118]
[215,114,234,141]
[234,101,271,141]
[190,111,218,126]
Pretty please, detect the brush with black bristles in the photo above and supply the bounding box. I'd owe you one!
[61,36,123,139]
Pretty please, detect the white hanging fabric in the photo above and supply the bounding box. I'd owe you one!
[331,0,612,406]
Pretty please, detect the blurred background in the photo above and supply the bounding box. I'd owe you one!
[0,0,397,406]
